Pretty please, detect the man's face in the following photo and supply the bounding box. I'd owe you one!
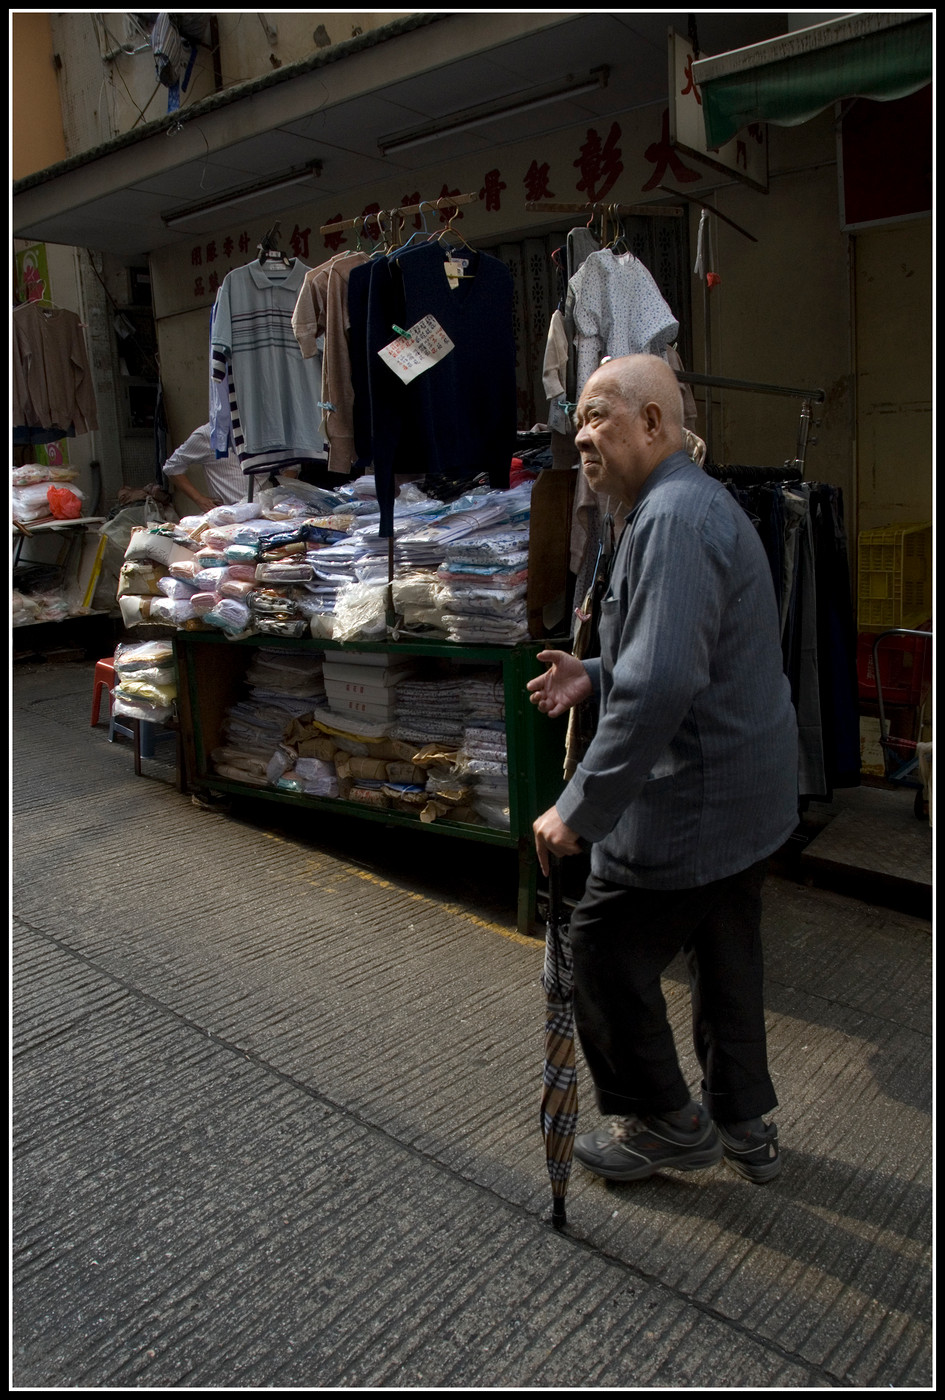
[574,372,648,502]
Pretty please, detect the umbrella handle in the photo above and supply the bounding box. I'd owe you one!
[548,853,562,928]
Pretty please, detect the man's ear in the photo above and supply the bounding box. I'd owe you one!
[642,401,662,437]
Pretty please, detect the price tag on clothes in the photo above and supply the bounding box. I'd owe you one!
[444,257,468,288]
[378,315,455,384]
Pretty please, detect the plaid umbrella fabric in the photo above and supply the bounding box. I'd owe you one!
[540,855,578,1230]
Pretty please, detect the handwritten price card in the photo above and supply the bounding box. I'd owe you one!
[378,315,455,384]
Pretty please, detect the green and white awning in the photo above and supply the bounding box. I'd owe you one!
[692,12,933,150]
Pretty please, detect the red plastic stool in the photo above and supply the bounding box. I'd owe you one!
[91,658,116,726]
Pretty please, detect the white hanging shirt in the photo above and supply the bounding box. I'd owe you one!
[570,250,680,399]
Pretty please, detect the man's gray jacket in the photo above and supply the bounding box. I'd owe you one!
[556,450,799,889]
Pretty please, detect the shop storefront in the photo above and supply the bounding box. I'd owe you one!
[12,12,932,919]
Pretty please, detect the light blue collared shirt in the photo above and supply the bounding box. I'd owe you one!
[211,259,319,456]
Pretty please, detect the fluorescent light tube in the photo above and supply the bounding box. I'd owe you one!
[378,67,609,155]
[162,162,322,228]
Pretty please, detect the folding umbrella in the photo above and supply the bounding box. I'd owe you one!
[540,854,578,1230]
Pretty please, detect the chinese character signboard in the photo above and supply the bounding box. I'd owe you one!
[667,30,768,193]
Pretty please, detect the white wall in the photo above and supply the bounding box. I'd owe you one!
[46,12,418,151]
[216,12,416,84]
[689,112,856,505]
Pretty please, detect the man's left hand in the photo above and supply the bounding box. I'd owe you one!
[533,806,584,876]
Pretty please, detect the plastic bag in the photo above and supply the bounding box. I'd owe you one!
[114,663,176,688]
[257,479,345,515]
[195,548,228,569]
[203,598,252,634]
[47,486,84,519]
[266,745,296,784]
[309,612,335,640]
[149,596,197,626]
[112,692,175,723]
[125,526,185,566]
[114,639,174,670]
[173,515,210,545]
[249,588,304,616]
[224,562,259,582]
[158,576,199,599]
[254,560,314,584]
[12,590,41,625]
[204,502,263,526]
[254,616,310,638]
[114,676,177,706]
[12,482,58,523]
[189,591,221,616]
[219,578,254,600]
[19,590,71,623]
[331,581,388,643]
[119,595,154,626]
[97,500,159,553]
[194,566,228,591]
[12,464,61,487]
[224,544,260,565]
[169,559,200,581]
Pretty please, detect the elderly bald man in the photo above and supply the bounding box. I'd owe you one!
[528,354,798,1186]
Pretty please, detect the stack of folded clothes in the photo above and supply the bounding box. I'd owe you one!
[209,648,327,785]
[111,638,178,724]
[435,519,531,645]
[455,669,510,827]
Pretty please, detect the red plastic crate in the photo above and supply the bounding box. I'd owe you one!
[857,631,931,706]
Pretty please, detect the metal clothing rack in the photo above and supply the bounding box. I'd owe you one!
[320,192,479,239]
[525,200,684,248]
[676,371,826,478]
[525,200,684,215]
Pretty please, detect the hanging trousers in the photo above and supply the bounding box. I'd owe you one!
[569,859,777,1124]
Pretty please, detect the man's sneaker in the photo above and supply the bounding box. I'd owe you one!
[573,1105,723,1182]
[717,1120,781,1183]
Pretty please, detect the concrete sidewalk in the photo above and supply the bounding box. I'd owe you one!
[11,660,933,1389]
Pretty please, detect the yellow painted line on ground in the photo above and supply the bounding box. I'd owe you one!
[262,828,541,948]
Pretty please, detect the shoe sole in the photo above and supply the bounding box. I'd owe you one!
[575,1141,724,1182]
[722,1152,782,1184]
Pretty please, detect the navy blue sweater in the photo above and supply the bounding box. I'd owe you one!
[349,241,516,534]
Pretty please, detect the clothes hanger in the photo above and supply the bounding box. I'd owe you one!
[366,211,389,258]
[436,208,476,266]
[607,204,635,258]
[387,211,406,253]
[583,202,606,246]
[257,221,292,267]
[397,201,434,251]
[375,210,399,256]
[332,217,364,258]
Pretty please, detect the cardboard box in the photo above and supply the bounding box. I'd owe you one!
[526,468,576,639]
[322,660,416,687]
[324,689,396,721]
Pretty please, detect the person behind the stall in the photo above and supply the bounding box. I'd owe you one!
[528,353,798,1187]
[161,421,248,512]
